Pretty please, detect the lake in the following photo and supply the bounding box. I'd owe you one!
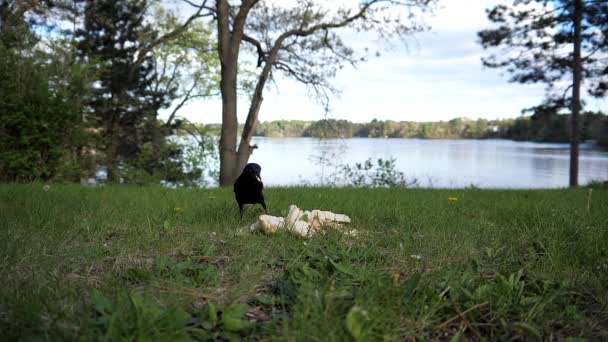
[244,137,608,188]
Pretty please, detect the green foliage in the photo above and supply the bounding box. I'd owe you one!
[338,158,417,188]
[122,134,217,188]
[275,219,602,340]
[77,0,164,182]
[1,185,607,340]
[89,264,252,341]
[194,302,254,340]
[199,118,513,139]
[346,305,371,341]
[197,116,608,146]
[89,290,194,341]
[0,31,93,181]
[70,0,220,185]
[152,255,218,287]
[196,115,608,145]
[0,1,223,185]
[479,0,608,104]
[303,119,355,138]
[254,120,311,137]
[152,5,222,122]
[507,111,608,144]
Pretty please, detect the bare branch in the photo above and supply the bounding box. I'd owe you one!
[279,1,379,41]
[242,33,266,67]
[173,116,204,146]
[228,0,259,58]
[165,79,198,127]
[129,0,212,82]
[181,0,215,12]
[273,60,313,84]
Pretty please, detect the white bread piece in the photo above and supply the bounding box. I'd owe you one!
[308,209,351,224]
[290,220,311,238]
[248,205,351,237]
[284,205,302,229]
[258,215,285,234]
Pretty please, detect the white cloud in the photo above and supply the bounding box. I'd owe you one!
[160,0,606,124]
[430,0,491,32]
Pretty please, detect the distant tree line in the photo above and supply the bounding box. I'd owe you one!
[506,111,608,146]
[190,111,608,146]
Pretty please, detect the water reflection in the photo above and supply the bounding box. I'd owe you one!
[247,137,608,188]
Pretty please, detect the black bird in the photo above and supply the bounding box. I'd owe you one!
[234,163,268,219]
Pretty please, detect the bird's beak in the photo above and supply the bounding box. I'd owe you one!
[256,175,262,182]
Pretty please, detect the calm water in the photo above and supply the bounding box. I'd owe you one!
[245,137,608,188]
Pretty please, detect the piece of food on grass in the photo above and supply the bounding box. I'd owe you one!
[290,220,311,238]
[299,209,351,224]
[285,205,302,228]
[258,215,285,233]
[243,204,353,238]
[316,210,351,223]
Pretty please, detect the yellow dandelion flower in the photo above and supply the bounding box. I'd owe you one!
[448,197,458,203]
[391,271,401,283]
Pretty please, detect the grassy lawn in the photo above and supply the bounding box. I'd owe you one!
[1,184,607,341]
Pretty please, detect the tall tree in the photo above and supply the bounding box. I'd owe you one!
[76,0,210,183]
[184,0,436,186]
[129,5,222,186]
[151,6,221,129]
[478,0,608,187]
[76,0,160,182]
[0,0,93,182]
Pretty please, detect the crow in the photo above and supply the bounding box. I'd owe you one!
[234,163,268,219]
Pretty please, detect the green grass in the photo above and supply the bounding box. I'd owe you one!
[1,184,607,341]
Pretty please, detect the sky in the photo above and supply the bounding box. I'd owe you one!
[161,0,607,124]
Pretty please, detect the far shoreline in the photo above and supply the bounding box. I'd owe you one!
[178,115,608,149]
[175,132,607,150]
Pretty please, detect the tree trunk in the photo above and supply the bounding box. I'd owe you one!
[234,54,273,179]
[216,0,256,186]
[105,117,119,183]
[213,0,382,186]
[235,94,263,173]
[570,0,582,187]
[218,66,239,186]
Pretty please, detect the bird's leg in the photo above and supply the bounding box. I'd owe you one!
[239,204,244,221]
[262,201,268,214]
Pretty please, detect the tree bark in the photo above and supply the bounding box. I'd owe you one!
[214,0,388,186]
[216,0,256,186]
[234,42,277,178]
[218,65,239,185]
[105,115,119,183]
[570,0,582,187]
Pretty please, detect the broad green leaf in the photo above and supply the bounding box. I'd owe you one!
[345,305,368,341]
[222,317,254,332]
[255,296,275,305]
[223,304,249,320]
[91,289,113,314]
[329,258,355,277]
[208,302,218,326]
